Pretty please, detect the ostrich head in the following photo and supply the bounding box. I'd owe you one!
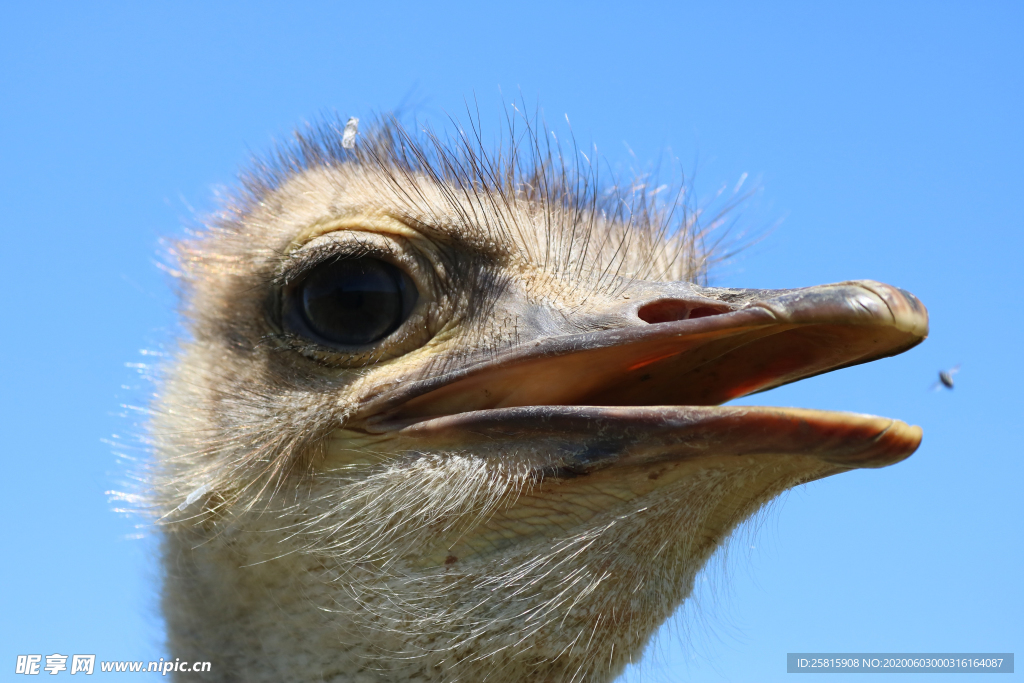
[152,116,927,682]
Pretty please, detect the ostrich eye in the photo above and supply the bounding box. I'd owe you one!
[290,257,418,348]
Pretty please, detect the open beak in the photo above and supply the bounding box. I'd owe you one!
[357,279,927,476]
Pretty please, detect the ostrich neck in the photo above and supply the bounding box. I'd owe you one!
[162,454,830,682]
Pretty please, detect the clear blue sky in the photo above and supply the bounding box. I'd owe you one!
[1,2,1021,680]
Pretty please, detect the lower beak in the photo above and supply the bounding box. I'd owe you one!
[391,405,921,475]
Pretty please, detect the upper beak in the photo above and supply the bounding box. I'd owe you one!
[355,279,928,475]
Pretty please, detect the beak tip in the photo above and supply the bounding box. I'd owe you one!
[830,419,923,469]
[853,280,930,339]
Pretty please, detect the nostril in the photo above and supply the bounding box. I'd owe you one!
[638,300,691,324]
[637,300,730,324]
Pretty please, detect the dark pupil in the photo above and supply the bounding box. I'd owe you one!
[298,257,412,346]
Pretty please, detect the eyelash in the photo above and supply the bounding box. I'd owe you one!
[275,240,382,288]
